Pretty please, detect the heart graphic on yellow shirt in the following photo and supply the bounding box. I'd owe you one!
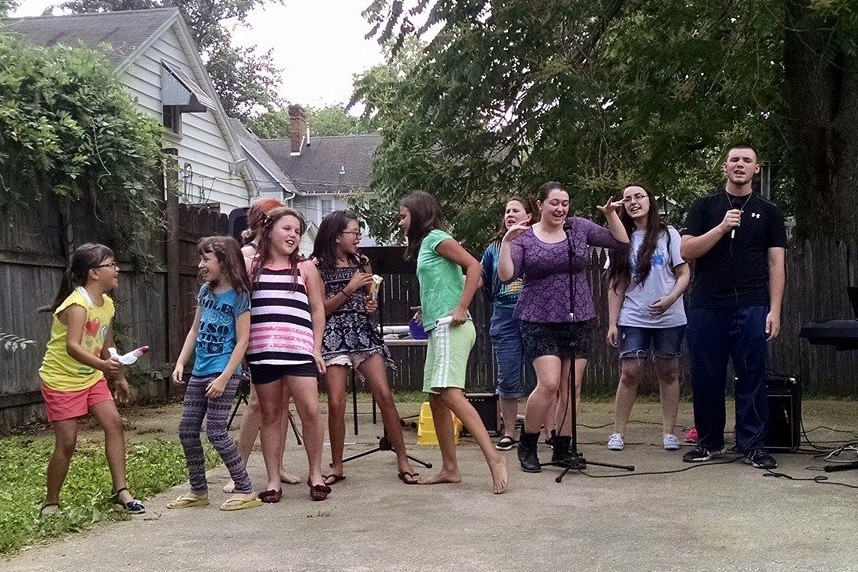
[84,318,101,337]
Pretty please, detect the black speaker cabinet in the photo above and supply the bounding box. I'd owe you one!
[463,393,498,436]
[766,375,801,451]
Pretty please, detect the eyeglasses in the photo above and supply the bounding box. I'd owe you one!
[622,194,649,204]
[341,231,363,238]
[94,262,119,269]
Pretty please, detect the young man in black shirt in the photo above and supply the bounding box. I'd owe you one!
[680,144,787,469]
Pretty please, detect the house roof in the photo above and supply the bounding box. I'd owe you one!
[1,8,177,69]
[258,134,382,195]
[229,118,295,194]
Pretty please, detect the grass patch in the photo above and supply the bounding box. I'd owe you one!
[0,436,219,556]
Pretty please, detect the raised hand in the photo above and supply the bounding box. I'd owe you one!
[597,196,624,216]
[502,221,530,243]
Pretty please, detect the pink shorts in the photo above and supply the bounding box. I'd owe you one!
[41,378,114,422]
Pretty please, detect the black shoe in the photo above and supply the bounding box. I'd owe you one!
[550,436,573,463]
[682,445,724,463]
[518,432,542,473]
[744,449,777,469]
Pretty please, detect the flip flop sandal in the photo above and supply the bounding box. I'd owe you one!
[167,494,210,509]
[322,473,346,485]
[112,487,146,514]
[397,471,420,484]
[257,488,282,503]
[309,484,332,501]
[219,496,263,511]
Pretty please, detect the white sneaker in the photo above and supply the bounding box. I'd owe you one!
[607,433,624,451]
[663,433,681,451]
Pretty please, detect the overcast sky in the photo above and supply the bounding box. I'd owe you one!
[10,0,385,108]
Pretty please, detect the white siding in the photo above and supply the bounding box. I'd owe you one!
[116,26,251,212]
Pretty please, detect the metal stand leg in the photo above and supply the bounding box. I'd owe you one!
[342,286,431,468]
[540,367,635,481]
[227,375,250,430]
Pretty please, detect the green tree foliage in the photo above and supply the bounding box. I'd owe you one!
[248,104,373,138]
[357,0,858,245]
[59,0,284,121]
[0,0,18,16]
[0,34,163,252]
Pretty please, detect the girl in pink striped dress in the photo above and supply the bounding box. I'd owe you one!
[246,207,330,502]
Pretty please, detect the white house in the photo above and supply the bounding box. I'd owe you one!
[2,8,256,212]
[257,105,383,246]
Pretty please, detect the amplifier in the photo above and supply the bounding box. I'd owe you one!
[463,393,498,436]
[766,375,801,451]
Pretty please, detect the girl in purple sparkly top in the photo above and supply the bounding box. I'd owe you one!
[498,182,629,472]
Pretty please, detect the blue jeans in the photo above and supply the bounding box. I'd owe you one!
[687,306,769,452]
[489,307,526,398]
[618,325,686,360]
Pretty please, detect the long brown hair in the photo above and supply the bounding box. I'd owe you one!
[198,236,251,296]
[401,191,446,260]
[606,185,666,291]
[40,243,114,313]
[250,207,307,289]
[491,196,536,242]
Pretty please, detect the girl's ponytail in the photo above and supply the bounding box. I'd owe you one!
[39,243,115,313]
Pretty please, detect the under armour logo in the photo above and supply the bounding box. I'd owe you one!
[750,212,760,219]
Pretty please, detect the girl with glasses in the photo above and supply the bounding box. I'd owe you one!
[312,210,418,484]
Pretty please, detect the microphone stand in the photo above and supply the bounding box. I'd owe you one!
[543,218,635,482]
[342,280,432,468]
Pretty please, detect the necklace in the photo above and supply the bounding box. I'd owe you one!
[725,191,754,239]
[725,190,753,213]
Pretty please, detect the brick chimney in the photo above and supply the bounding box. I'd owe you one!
[289,105,306,156]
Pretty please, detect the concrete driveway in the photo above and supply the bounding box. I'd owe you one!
[3,400,857,572]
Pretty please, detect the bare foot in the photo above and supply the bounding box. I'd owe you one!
[418,470,461,485]
[222,480,235,494]
[489,455,509,494]
[280,469,301,485]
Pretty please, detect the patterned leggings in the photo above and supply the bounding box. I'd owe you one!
[178,374,252,494]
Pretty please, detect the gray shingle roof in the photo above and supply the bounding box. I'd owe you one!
[258,135,382,195]
[1,8,177,68]
[229,118,294,192]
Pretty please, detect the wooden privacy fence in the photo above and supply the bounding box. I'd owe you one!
[0,194,226,430]
[2,203,857,431]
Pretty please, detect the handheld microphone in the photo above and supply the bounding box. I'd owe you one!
[731,229,735,239]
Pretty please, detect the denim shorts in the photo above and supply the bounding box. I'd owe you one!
[618,325,686,360]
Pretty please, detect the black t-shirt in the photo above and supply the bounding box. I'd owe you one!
[682,191,787,308]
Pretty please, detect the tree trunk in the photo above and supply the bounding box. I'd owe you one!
[784,0,858,240]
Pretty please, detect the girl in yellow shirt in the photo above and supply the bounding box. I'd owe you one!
[38,243,144,515]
